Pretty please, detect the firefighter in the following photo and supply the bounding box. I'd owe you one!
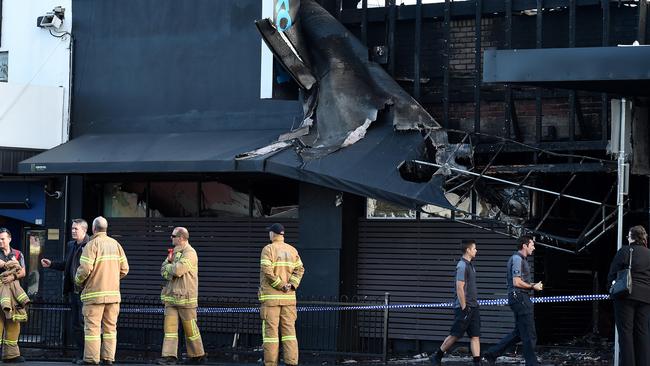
[0,228,26,363]
[259,223,305,366]
[157,227,206,365]
[74,217,129,365]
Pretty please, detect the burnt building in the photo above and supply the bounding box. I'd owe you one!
[18,0,650,355]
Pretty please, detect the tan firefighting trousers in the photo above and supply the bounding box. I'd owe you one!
[261,305,298,366]
[82,303,120,363]
[162,306,204,358]
[0,311,20,360]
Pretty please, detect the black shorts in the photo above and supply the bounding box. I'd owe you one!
[449,306,481,338]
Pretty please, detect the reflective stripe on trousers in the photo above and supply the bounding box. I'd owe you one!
[260,305,298,366]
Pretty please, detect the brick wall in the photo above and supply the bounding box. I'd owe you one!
[352,4,640,142]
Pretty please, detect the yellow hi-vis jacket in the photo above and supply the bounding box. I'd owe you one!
[75,232,129,304]
[160,243,199,308]
[258,235,305,306]
[0,277,29,322]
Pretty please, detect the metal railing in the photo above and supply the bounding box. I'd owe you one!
[20,294,390,361]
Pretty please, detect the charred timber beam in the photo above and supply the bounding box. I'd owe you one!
[600,0,610,141]
[504,0,513,139]
[639,0,648,44]
[474,0,482,135]
[442,0,451,128]
[509,95,522,142]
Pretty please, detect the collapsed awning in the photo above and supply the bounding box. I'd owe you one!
[18,126,450,210]
[249,121,449,209]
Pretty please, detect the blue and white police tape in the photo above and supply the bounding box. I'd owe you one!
[106,294,612,314]
[30,294,610,314]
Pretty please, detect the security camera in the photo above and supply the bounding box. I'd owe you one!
[38,13,62,29]
[44,184,64,199]
[37,7,65,29]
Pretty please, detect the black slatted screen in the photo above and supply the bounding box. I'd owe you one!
[357,219,527,344]
[109,218,299,298]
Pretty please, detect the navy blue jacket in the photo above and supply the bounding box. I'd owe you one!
[49,236,89,294]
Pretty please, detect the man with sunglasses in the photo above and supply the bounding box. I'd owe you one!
[0,228,26,363]
[157,227,206,365]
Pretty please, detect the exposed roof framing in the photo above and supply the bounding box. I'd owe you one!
[402,129,621,254]
[340,0,606,23]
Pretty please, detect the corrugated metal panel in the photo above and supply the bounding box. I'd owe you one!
[0,148,42,173]
[109,218,299,298]
[357,219,527,344]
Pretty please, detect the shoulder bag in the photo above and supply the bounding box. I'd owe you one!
[610,247,633,298]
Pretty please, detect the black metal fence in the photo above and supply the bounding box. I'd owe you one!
[20,295,389,361]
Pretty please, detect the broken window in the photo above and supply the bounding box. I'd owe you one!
[150,182,198,217]
[201,181,262,218]
[103,182,156,218]
[421,191,475,220]
[366,198,416,219]
[101,180,284,218]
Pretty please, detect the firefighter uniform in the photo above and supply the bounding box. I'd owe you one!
[75,232,129,364]
[259,233,305,366]
[160,243,205,360]
[0,249,26,361]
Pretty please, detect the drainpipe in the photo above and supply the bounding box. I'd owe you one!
[614,98,628,366]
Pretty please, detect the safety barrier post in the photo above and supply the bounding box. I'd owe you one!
[382,292,390,364]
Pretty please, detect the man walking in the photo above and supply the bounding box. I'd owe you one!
[0,228,26,363]
[259,223,305,366]
[483,235,543,366]
[42,218,90,362]
[157,227,206,365]
[74,217,129,365]
[431,239,481,366]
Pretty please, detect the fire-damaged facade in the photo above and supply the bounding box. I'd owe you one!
[18,0,650,356]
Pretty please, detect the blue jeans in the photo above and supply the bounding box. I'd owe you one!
[485,292,538,366]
